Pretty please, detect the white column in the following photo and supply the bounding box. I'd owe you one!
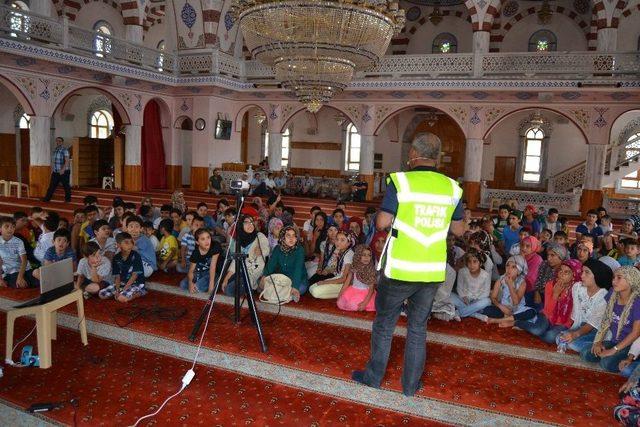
[30,116,52,166]
[472,31,490,77]
[359,134,375,175]
[126,25,144,44]
[30,0,53,17]
[268,132,283,171]
[584,144,607,190]
[597,28,617,52]
[124,124,142,166]
[463,138,483,182]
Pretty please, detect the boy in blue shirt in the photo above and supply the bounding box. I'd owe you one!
[125,216,157,277]
[100,232,146,302]
[618,239,639,267]
[32,228,76,281]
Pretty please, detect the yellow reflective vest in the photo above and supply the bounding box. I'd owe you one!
[379,171,463,283]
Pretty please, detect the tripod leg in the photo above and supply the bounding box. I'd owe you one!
[188,257,231,342]
[239,263,268,353]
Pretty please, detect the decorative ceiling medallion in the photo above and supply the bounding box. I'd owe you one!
[406,6,421,22]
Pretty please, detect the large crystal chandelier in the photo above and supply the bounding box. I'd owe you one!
[231,0,405,112]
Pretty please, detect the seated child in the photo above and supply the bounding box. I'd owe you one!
[89,219,116,261]
[0,216,37,288]
[157,218,179,272]
[309,230,354,300]
[33,229,76,281]
[179,228,221,294]
[126,216,157,277]
[76,241,112,298]
[99,232,146,302]
[261,226,309,302]
[450,249,492,320]
[479,255,536,327]
[34,212,60,263]
[618,239,639,267]
[336,244,376,312]
[582,266,640,372]
[143,221,159,252]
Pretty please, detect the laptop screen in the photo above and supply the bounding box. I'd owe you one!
[39,258,74,294]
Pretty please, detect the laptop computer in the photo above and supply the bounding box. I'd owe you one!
[14,258,75,309]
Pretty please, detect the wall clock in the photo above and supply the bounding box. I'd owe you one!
[195,118,206,131]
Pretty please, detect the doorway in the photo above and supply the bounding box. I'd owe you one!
[493,156,516,189]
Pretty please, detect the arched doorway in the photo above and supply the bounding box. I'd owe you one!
[174,116,193,186]
[236,105,269,167]
[52,87,130,190]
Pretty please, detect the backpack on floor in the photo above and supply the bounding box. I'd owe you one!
[259,274,292,305]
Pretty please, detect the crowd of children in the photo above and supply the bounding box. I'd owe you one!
[7,192,640,423]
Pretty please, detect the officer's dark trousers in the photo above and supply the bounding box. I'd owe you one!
[43,170,71,202]
[361,275,439,396]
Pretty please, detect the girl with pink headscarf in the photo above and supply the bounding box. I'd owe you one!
[516,259,582,344]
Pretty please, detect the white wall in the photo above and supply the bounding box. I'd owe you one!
[501,13,588,52]
[482,110,587,182]
[406,16,473,54]
[74,2,125,38]
[245,108,264,165]
[617,14,640,51]
[52,94,108,140]
[286,107,344,170]
[144,23,168,51]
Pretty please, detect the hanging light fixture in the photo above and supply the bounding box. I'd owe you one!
[334,113,345,125]
[428,6,443,26]
[231,0,405,113]
[537,0,553,25]
[530,111,545,129]
[255,112,266,124]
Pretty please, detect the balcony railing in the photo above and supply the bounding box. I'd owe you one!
[1,4,639,82]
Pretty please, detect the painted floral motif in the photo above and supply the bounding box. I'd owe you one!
[281,104,294,121]
[16,57,36,67]
[119,93,132,108]
[51,81,70,102]
[134,95,142,112]
[485,107,504,127]
[560,92,581,100]
[224,11,234,31]
[502,0,519,18]
[180,100,189,112]
[345,105,362,123]
[390,91,407,98]
[425,91,445,99]
[448,106,467,124]
[181,1,197,29]
[269,104,279,120]
[352,91,369,99]
[611,92,631,101]
[375,105,392,123]
[15,75,36,98]
[569,108,590,129]
[515,92,534,100]
[38,78,50,100]
[593,107,609,128]
[573,0,589,14]
[470,107,482,125]
[362,108,372,123]
[471,91,489,100]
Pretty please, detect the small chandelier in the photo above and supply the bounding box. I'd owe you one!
[425,112,438,127]
[530,111,545,129]
[429,6,443,26]
[334,113,345,125]
[231,0,405,113]
[537,0,552,25]
[255,113,266,124]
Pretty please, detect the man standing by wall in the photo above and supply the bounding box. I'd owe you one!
[42,137,71,203]
[352,133,464,397]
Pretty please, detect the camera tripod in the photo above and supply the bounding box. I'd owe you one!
[188,191,268,353]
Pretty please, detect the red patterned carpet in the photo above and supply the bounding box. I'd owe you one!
[0,286,620,425]
[0,315,437,427]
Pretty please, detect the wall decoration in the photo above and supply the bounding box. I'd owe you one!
[134,95,142,112]
[38,78,50,100]
[471,91,489,100]
[573,0,589,14]
[593,107,609,128]
[57,65,74,74]
[560,92,581,100]
[224,11,234,31]
[352,91,369,99]
[344,105,363,123]
[502,0,519,18]
[425,91,445,99]
[569,108,590,129]
[151,83,167,91]
[125,78,140,86]
[269,104,279,120]
[92,73,109,82]
[390,91,407,98]
[253,92,267,98]
[181,0,197,38]
[119,93,133,108]
[448,106,467,124]
[13,104,25,124]
[610,92,631,101]
[617,118,640,146]
[14,75,36,98]
[470,106,482,125]
[281,104,294,121]
[16,57,36,67]
[180,99,189,112]
[515,92,534,100]
[484,107,504,128]
[362,108,372,123]
[406,6,421,21]
[375,105,392,123]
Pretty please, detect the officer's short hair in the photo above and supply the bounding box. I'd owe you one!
[411,133,441,160]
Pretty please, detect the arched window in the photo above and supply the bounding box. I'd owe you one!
[9,1,30,38]
[432,33,457,54]
[157,40,166,71]
[93,21,113,58]
[18,113,30,129]
[528,30,557,52]
[90,110,114,139]
[522,128,544,183]
[263,128,290,168]
[621,132,640,189]
[345,123,361,172]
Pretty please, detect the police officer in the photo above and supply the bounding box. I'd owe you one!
[352,133,464,397]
